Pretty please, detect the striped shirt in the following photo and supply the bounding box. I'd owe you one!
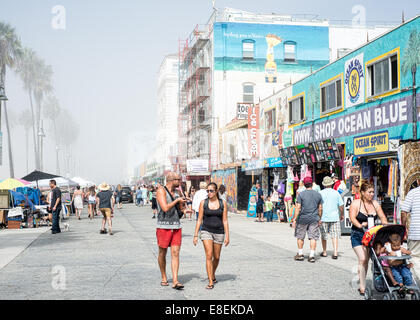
[401,186,420,240]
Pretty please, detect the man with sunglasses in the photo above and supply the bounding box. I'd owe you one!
[156,172,193,290]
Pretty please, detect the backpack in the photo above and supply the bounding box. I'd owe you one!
[204,198,224,212]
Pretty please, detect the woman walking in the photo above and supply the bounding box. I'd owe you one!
[114,184,123,209]
[186,185,196,220]
[349,180,388,296]
[72,185,84,220]
[151,186,158,219]
[193,182,230,289]
[87,187,97,220]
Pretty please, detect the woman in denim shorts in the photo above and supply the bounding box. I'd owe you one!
[193,182,230,290]
[349,181,388,296]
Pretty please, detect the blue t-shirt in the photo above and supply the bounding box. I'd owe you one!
[320,188,344,222]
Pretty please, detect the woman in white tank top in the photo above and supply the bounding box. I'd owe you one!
[87,187,97,220]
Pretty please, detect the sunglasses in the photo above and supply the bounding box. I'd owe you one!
[206,190,216,193]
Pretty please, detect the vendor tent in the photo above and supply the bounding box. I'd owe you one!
[71,177,95,188]
[28,177,79,189]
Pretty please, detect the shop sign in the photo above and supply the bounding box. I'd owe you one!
[264,157,284,168]
[248,105,260,159]
[343,196,354,229]
[241,159,264,171]
[237,103,253,120]
[345,53,364,107]
[294,95,412,145]
[247,190,258,218]
[186,159,209,173]
[282,129,293,148]
[354,131,389,156]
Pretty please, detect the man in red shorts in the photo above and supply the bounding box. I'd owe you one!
[156,172,192,290]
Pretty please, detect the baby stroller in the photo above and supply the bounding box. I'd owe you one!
[362,224,420,300]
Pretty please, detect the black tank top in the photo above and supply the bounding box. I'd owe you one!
[352,200,377,232]
[201,198,225,234]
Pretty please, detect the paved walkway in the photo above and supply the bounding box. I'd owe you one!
[0,204,389,300]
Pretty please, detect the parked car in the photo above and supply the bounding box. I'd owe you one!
[121,186,133,203]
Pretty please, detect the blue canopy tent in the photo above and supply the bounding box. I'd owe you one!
[9,190,36,211]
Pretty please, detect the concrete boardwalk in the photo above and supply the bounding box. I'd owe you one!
[0,204,378,300]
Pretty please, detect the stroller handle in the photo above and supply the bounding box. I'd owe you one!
[378,255,411,261]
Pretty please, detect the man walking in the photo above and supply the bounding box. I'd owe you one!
[49,180,62,234]
[293,177,323,262]
[319,176,344,259]
[156,172,192,290]
[96,182,115,235]
[136,186,142,206]
[401,178,420,280]
[256,182,264,222]
[192,182,208,221]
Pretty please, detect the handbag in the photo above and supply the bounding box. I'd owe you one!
[163,186,184,219]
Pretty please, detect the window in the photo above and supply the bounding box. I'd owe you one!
[284,41,296,62]
[367,53,398,97]
[264,108,276,133]
[320,78,342,114]
[242,40,255,60]
[243,83,254,103]
[289,96,304,124]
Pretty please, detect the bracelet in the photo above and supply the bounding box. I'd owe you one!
[194,236,198,238]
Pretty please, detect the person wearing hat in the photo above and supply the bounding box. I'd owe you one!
[319,176,344,259]
[96,182,115,235]
[293,176,323,263]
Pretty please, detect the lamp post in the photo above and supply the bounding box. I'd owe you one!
[38,120,46,171]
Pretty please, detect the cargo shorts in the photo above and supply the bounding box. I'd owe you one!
[294,221,320,240]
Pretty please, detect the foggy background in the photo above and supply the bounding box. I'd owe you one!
[0,0,418,184]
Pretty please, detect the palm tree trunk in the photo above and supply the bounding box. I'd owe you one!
[3,101,15,178]
[29,90,39,170]
[53,118,60,174]
[25,128,29,173]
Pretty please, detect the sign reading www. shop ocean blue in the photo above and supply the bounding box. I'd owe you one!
[354,131,389,156]
[293,95,412,145]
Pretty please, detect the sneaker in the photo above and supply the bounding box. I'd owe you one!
[308,256,315,263]
[294,254,304,261]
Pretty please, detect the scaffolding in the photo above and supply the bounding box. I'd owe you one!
[176,23,213,175]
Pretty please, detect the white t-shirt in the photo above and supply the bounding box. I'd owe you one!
[192,189,208,212]
[401,186,420,240]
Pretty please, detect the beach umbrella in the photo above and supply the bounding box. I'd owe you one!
[21,170,60,182]
[0,178,26,190]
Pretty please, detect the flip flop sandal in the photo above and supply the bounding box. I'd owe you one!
[320,253,327,257]
[213,278,218,283]
[332,255,338,259]
[161,281,169,286]
[172,283,184,290]
[206,284,214,290]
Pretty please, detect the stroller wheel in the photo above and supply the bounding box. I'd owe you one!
[411,291,420,300]
[391,292,400,300]
[383,293,392,300]
[364,287,372,300]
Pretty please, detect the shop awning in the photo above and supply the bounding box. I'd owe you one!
[219,119,248,133]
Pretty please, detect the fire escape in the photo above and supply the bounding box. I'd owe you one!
[176,24,212,175]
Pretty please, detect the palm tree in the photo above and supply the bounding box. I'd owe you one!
[43,95,61,174]
[18,109,33,174]
[33,58,53,170]
[0,21,23,177]
[16,47,41,170]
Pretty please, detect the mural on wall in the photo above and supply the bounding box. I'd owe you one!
[213,22,330,74]
[401,29,420,85]
[211,169,238,213]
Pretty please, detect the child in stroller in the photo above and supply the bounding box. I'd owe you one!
[363,224,420,300]
[375,233,415,295]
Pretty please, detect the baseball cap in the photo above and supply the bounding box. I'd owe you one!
[303,177,313,185]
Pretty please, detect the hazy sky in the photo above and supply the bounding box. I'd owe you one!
[0,0,418,184]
